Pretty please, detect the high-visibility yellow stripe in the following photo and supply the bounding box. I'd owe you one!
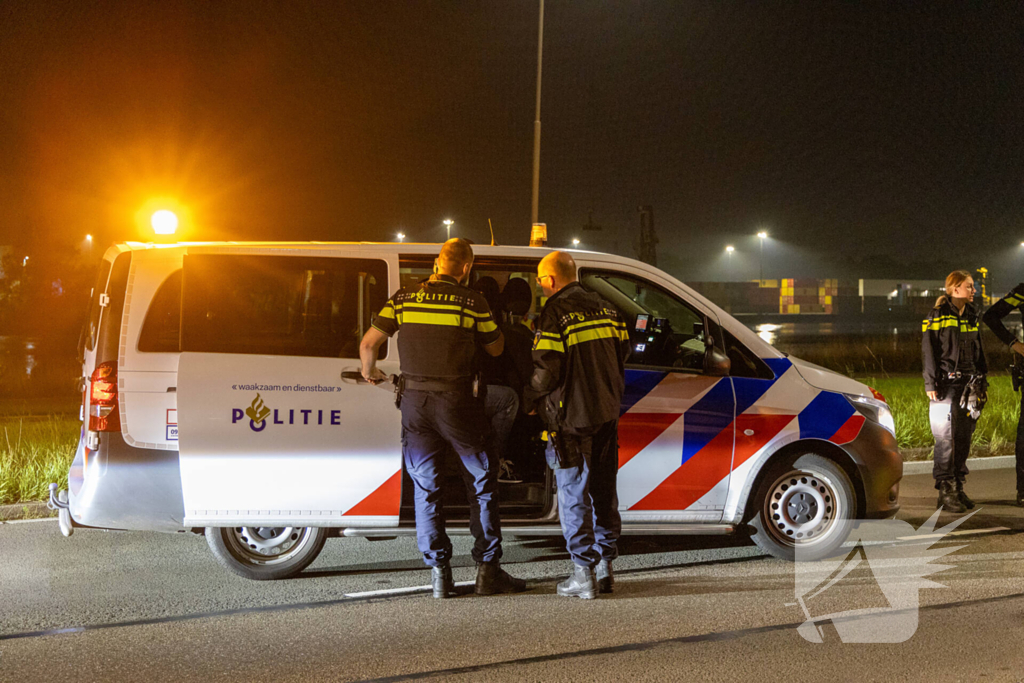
[534,338,565,353]
[538,331,562,340]
[396,301,485,314]
[922,319,979,332]
[477,320,498,333]
[377,304,396,319]
[397,311,464,327]
[565,326,629,347]
[1006,295,1024,306]
[564,318,627,334]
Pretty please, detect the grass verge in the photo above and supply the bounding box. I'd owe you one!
[0,415,80,506]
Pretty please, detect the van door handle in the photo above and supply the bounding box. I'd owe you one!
[167,387,176,392]
[341,370,398,389]
[341,371,369,384]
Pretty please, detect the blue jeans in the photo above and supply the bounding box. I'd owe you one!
[401,389,502,566]
[547,419,621,567]
[485,385,519,465]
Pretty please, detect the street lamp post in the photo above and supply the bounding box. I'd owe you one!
[757,231,767,286]
[725,245,734,280]
[572,238,580,248]
[530,0,544,232]
[443,219,453,241]
[397,232,405,243]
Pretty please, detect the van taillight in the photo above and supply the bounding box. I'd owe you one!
[89,361,120,432]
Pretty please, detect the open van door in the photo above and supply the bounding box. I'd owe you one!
[176,250,402,529]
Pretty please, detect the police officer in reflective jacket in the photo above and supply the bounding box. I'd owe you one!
[524,251,631,599]
[922,270,987,513]
[359,239,526,598]
[982,282,1024,506]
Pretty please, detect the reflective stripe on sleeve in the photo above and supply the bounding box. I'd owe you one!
[534,338,566,353]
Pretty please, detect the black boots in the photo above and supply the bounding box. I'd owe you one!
[937,480,966,513]
[955,480,976,510]
[475,562,527,595]
[432,564,456,599]
[557,564,598,600]
[596,559,614,594]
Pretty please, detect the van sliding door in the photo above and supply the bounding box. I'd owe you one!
[176,253,402,528]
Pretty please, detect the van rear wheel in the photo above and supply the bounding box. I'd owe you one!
[749,454,855,562]
[206,526,328,580]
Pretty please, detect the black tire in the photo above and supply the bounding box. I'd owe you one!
[749,454,856,562]
[205,526,329,580]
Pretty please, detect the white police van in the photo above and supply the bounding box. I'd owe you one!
[53,241,902,580]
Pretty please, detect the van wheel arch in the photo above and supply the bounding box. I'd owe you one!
[744,441,864,562]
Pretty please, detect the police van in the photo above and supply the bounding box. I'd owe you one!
[53,241,902,580]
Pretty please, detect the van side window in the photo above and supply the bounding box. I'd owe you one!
[580,270,707,372]
[138,270,182,353]
[724,329,775,379]
[181,255,388,359]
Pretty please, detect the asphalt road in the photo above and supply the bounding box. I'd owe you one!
[3,468,1024,682]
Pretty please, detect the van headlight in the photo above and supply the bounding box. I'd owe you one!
[845,394,896,437]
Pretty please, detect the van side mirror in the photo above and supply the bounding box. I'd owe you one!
[704,346,731,377]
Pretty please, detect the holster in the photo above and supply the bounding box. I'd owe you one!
[394,374,406,410]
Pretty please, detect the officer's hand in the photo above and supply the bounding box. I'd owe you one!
[363,367,387,385]
[926,390,938,401]
[527,408,537,416]
[1012,341,1024,357]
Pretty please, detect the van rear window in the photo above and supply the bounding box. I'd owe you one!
[181,255,389,359]
[138,270,182,353]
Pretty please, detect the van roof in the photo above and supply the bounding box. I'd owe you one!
[119,241,637,265]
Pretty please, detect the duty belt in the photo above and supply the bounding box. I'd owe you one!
[946,371,978,381]
[403,377,474,393]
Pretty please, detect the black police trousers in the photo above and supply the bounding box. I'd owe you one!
[930,383,975,487]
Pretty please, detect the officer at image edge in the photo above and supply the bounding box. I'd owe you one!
[981,281,1024,507]
[922,270,987,514]
[523,251,631,599]
[358,238,527,598]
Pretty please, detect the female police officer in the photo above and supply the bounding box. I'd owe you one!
[922,270,987,513]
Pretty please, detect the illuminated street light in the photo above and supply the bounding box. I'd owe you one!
[725,245,734,253]
[726,245,734,281]
[757,231,768,286]
[397,232,405,243]
[22,256,28,267]
[572,238,580,247]
[443,219,454,241]
[151,210,179,236]
[85,234,93,243]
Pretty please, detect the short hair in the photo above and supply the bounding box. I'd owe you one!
[438,238,474,271]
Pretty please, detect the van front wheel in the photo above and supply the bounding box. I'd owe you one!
[749,454,855,562]
[206,526,328,580]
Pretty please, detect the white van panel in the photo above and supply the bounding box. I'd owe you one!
[177,352,403,527]
[121,389,179,448]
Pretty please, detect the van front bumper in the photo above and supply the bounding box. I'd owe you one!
[841,419,903,519]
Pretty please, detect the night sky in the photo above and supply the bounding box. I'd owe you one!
[2,1,1023,283]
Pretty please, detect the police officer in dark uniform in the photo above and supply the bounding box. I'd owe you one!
[524,251,631,599]
[359,238,526,598]
[922,270,987,513]
[982,282,1024,506]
